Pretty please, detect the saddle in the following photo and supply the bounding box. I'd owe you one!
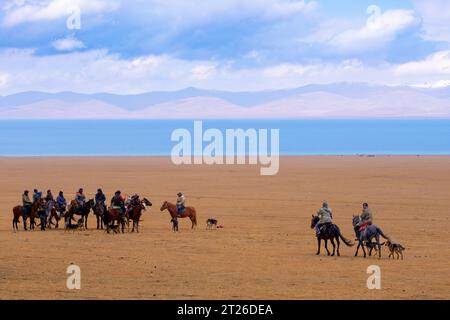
[359,222,369,232]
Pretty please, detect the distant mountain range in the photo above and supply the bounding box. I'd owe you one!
[1,83,449,119]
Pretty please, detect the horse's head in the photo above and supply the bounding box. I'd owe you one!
[160,201,169,212]
[142,198,152,208]
[86,199,95,208]
[352,215,360,227]
[310,215,319,229]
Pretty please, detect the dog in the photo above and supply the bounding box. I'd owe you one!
[106,224,120,234]
[206,218,218,230]
[65,218,85,232]
[385,240,405,260]
[171,218,179,232]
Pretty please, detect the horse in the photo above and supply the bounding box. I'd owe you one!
[48,204,66,229]
[352,215,390,259]
[93,201,107,230]
[310,215,354,256]
[65,199,94,229]
[126,198,152,233]
[160,201,197,229]
[12,199,43,231]
[104,206,127,233]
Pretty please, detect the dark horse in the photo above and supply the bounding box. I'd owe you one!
[310,215,354,256]
[127,198,152,233]
[160,201,197,229]
[12,199,43,231]
[93,201,107,229]
[65,199,94,229]
[352,215,390,259]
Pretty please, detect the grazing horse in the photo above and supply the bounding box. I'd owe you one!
[93,201,106,229]
[12,200,43,231]
[160,201,197,229]
[127,198,152,233]
[65,199,94,229]
[352,215,390,259]
[310,215,354,256]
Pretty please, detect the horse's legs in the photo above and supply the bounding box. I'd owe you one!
[324,239,330,256]
[336,236,341,256]
[361,241,367,258]
[355,241,360,256]
[376,235,381,259]
[316,238,321,255]
[330,238,336,256]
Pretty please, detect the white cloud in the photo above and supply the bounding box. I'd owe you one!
[413,0,450,43]
[1,48,449,95]
[303,8,419,53]
[2,0,120,27]
[51,36,85,51]
[0,72,9,87]
[411,80,450,89]
[395,51,450,76]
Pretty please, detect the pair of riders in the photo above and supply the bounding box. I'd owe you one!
[21,189,51,219]
[315,201,373,236]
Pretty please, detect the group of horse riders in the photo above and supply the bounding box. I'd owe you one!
[315,201,373,237]
[21,188,187,224]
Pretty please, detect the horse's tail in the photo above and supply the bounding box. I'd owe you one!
[375,226,391,241]
[335,225,354,246]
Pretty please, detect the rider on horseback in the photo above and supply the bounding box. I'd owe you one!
[56,191,66,211]
[33,189,42,203]
[45,189,54,220]
[176,192,185,217]
[357,203,373,231]
[22,190,32,220]
[111,190,126,219]
[316,201,333,236]
[126,194,140,219]
[75,188,86,209]
[95,188,107,212]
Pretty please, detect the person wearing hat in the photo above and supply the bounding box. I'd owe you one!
[315,201,333,236]
[22,190,33,219]
[176,192,185,216]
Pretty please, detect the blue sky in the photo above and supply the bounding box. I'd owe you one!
[0,0,449,94]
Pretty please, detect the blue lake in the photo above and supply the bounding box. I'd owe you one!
[0,120,449,156]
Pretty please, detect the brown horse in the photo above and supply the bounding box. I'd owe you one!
[12,199,42,231]
[160,201,197,229]
[127,198,152,233]
[105,207,126,233]
[47,202,63,229]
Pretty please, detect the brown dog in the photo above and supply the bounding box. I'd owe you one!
[385,240,405,260]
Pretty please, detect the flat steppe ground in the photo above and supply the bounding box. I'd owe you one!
[0,156,449,299]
